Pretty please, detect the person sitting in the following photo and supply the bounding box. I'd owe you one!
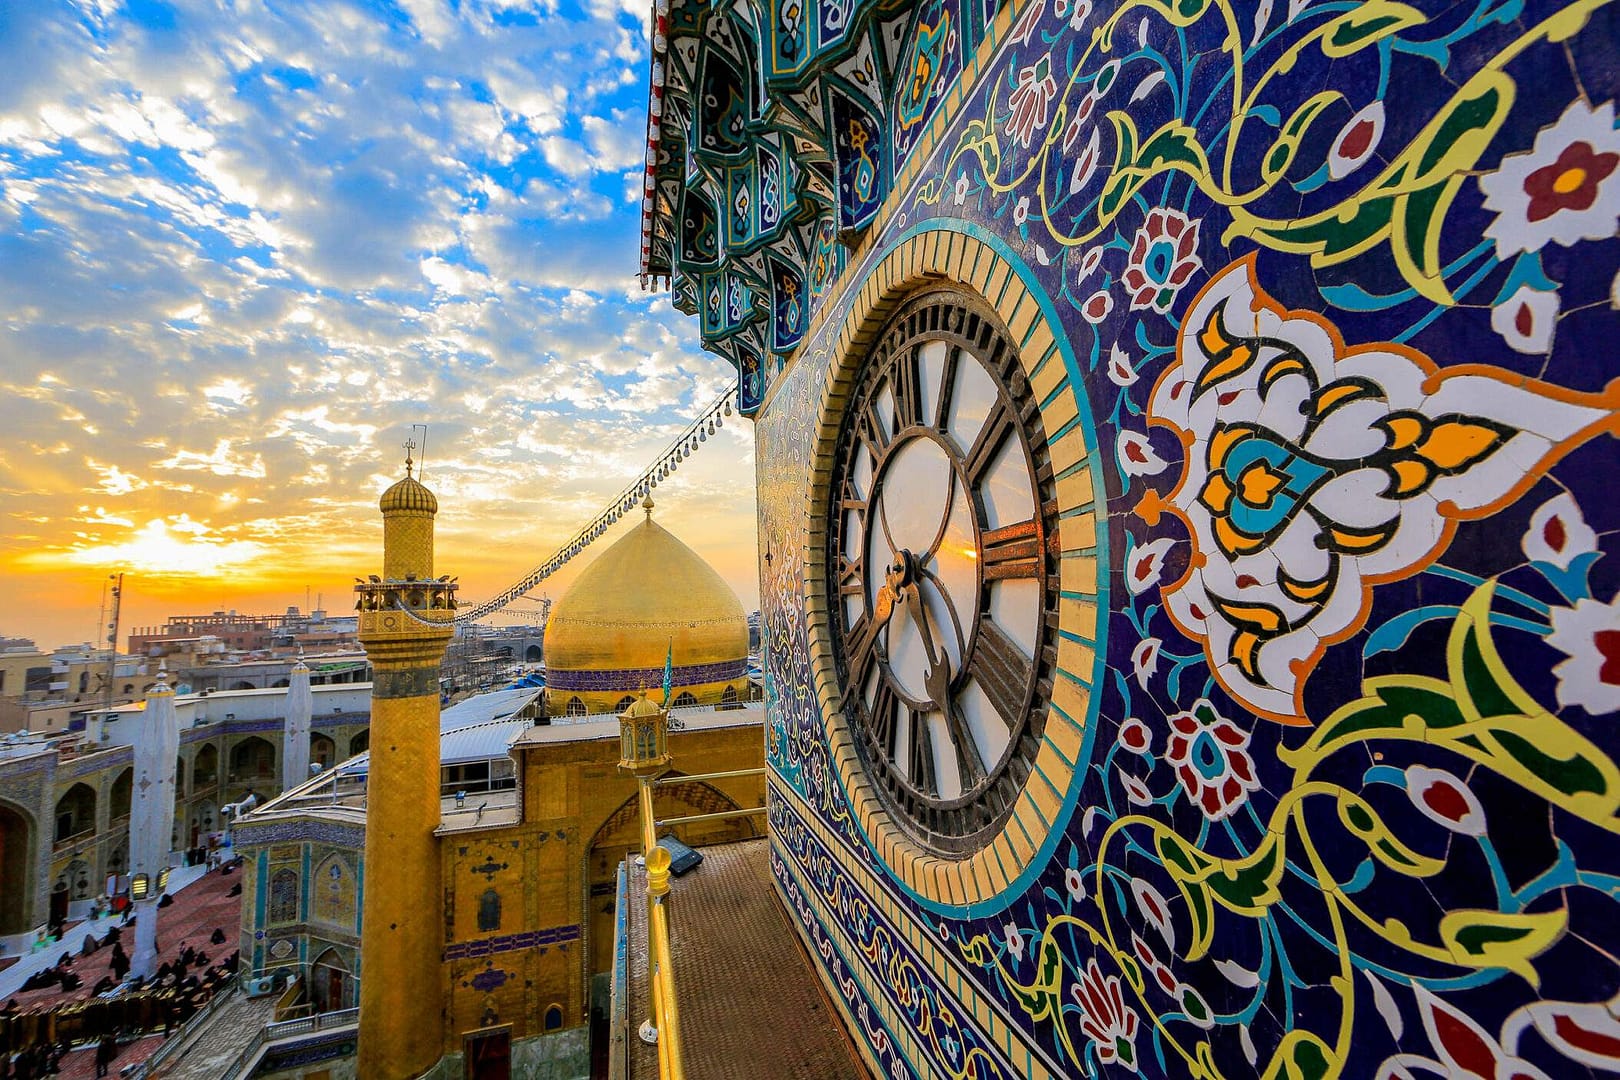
[90,976,115,996]
[101,927,119,946]
[155,962,172,981]
[19,969,58,992]
[58,970,81,992]
[208,927,226,946]
[226,882,241,897]
[156,893,174,909]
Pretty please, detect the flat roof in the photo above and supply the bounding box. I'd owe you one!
[624,839,868,1080]
[511,703,764,748]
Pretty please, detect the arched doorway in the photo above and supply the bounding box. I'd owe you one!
[348,729,369,757]
[230,681,255,691]
[230,737,276,783]
[309,947,351,1013]
[53,783,96,844]
[193,743,219,789]
[174,755,187,797]
[310,733,336,770]
[0,801,36,934]
[109,768,133,822]
[59,858,93,900]
[525,645,542,663]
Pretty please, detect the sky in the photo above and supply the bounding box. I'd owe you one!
[0,0,759,650]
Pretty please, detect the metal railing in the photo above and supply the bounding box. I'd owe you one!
[127,974,240,1079]
[217,1005,359,1080]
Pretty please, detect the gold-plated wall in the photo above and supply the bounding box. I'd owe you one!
[382,509,435,582]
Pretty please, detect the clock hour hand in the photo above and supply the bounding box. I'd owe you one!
[850,554,907,667]
[906,579,988,791]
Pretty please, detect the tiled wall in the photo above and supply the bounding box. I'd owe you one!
[758,2,1620,1077]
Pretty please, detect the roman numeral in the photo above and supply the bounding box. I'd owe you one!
[964,396,1016,486]
[891,347,923,431]
[868,678,898,761]
[838,558,864,601]
[971,617,1031,728]
[907,708,937,797]
[933,345,961,431]
[856,401,889,462]
[940,702,988,793]
[981,519,1043,581]
[845,612,880,699]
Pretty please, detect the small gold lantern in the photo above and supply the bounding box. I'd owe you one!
[618,694,671,778]
[131,873,150,901]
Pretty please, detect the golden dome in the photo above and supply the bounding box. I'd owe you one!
[622,694,663,719]
[380,471,438,514]
[545,499,747,707]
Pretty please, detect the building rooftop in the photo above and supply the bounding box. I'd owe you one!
[511,702,764,748]
[624,839,867,1080]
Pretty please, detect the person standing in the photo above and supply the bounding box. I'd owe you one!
[94,1034,117,1078]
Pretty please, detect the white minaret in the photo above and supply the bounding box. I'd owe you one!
[129,664,179,979]
[282,651,312,790]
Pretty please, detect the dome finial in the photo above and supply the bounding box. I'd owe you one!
[642,493,655,519]
[403,436,417,478]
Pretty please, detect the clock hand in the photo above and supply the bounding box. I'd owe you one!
[906,579,988,791]
[849,554,907,669]
[903,582,952,715]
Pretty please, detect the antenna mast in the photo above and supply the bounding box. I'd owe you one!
[411,424,430,483]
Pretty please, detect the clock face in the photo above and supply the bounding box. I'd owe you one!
[826,290,1058,854]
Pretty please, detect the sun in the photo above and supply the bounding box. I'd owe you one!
[42,517,268,577]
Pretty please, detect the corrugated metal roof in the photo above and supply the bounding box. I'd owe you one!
[438,717,530,764]
[439,686,541,731]
[338,687,540,774]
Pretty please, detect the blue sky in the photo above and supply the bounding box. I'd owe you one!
[0,0,757,647]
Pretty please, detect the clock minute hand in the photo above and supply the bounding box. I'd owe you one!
[903,583,952,714]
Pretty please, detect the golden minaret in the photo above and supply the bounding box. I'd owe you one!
[355,441,456,1078]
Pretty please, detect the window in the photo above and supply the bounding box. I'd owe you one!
[269,868,299,924]
[478,889,502,933]
[673,691,698,708]
[721,685,739,706]
[614,695,636,714]
[565,696,586,717]
[544,1004,564,1031]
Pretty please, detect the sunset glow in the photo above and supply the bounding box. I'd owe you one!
[0,0,760,648]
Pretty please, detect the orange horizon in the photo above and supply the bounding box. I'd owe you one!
[2,478,762,653]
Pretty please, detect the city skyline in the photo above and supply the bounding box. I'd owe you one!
[0,0,760,650]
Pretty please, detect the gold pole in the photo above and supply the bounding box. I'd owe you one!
[639,776,685,1080]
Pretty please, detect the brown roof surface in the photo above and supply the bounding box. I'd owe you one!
[625,839,869,1080]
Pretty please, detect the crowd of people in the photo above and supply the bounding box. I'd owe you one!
[0,859,246,1079]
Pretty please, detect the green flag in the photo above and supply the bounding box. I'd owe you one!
[661,638,673,707]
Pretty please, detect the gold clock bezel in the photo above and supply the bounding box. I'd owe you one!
[804,228,1103,909]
